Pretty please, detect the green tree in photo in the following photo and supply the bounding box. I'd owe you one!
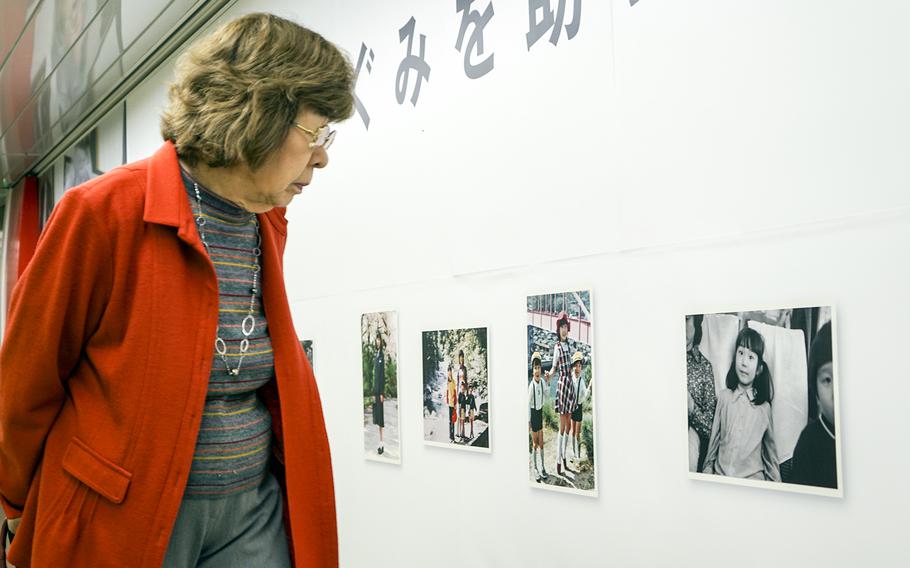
[361,312,398,402]
[384,355,397,398]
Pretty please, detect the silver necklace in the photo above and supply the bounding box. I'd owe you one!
[191,181,261,376]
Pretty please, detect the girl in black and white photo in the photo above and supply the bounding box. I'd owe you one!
[789,322,837,488]
[702,327,780,481]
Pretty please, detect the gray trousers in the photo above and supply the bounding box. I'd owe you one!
[163,472,291,567]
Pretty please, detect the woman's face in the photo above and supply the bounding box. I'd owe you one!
[239,108,330,213]
[816,361,835,423]
[734,344,760,387]
[685,316,695,351]
[558,323,568,340]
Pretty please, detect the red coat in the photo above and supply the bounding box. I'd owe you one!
[0,142,338,567]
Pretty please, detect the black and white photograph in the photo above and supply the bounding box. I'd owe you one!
[299,339,314,369]
[422,327,490,452]
[527,291,597,497]
[362,311,400,464]
[63,129,104,192]
[686,306,841,497]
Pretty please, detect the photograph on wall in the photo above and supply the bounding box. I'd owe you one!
[422,327,490,452]
[362,311,400,464]
[686,306,842,497]
[61,102,126,197]
[63,129,104,192]
[527,291,597,496]
[299,339,314,368]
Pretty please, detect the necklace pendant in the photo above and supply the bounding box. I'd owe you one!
[241,314,256,336]
[228,368,239,376]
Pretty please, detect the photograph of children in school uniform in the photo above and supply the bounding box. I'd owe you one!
[527,291,597,496]
[686,306,841,496]
[362,311,400,464]
[422,327,491,452]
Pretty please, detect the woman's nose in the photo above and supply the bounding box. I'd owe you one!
[310,145,329,169]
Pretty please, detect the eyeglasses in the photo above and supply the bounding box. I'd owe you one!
[293,122,336,150]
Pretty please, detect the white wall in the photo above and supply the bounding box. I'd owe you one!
[121,1,910,566]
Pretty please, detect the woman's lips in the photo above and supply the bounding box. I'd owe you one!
[292,182,307,194]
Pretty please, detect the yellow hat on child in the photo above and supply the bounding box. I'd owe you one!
[571,351,584,364]
[531,351,542,365]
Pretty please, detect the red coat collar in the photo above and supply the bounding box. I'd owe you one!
[142,141,186,228]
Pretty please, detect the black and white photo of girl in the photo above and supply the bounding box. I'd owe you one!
[686,306,841,496]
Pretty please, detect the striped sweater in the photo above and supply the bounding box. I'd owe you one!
[181,171,274,499]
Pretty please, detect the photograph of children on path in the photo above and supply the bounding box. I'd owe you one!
[686,306,841,496]
[422,327,490,452]
[362,311,400,464]
[527,290,597,496]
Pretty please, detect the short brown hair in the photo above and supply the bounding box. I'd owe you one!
[161,13,354,170]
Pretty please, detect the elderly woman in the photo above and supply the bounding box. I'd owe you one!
[0,13,353,567]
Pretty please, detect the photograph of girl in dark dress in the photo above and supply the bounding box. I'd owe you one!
[362,311,400,464]
[372,334,386,454]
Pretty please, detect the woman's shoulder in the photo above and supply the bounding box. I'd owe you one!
[61,162,147,211]
[43,164,148,241]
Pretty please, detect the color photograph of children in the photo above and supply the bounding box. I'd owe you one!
[362,311,400,464]
[422,328,490,452]
[527,291,597,496]
[686,306,841,496]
